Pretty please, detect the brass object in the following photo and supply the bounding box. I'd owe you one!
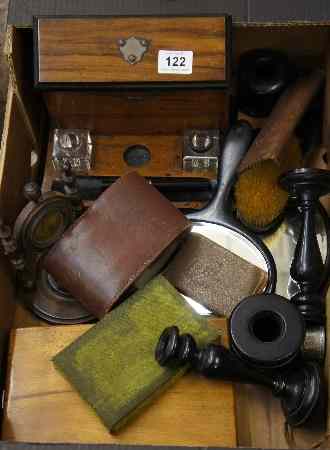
[118,37,150,65]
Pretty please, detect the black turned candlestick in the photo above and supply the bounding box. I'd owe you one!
[229,294,305,370]
[237,49,292,118]
[155,326,323,428]
[280,168,330,325]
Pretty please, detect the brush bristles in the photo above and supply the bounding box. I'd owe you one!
[234,137,302,229]
[235,161,288,228]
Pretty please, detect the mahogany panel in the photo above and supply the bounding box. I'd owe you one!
[44,90,229,135]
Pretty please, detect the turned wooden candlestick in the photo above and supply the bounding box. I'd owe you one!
[280,168,330,325]
[155,326,323,428]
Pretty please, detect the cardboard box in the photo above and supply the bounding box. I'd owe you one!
[0,2,330,449]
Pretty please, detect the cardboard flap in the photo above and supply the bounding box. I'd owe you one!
[0,82,34,224]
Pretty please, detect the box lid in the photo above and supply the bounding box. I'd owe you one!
[34,16,230,89]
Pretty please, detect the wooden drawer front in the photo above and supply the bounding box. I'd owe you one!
[44,90,229,135]
[35,16,229,87]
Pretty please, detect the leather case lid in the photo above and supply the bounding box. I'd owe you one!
[43,172,191,318]
[34,16,230,88]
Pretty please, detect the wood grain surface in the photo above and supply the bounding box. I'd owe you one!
[42,133,215,213]
[43,133,216,184]
[2,321,237,446]
[44,90,229,136]
[36,17,227,85]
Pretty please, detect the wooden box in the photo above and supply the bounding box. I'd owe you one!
[33,16,231,209]
[0,9,330,450]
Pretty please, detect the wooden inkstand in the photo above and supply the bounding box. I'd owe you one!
[35,16,231,209]
[1,15,237,447]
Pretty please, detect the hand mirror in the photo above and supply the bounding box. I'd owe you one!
[187,121,277,293]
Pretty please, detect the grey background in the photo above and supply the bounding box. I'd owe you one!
[7,0,330,26]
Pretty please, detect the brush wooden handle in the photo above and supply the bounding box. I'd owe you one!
[238,70,324,173]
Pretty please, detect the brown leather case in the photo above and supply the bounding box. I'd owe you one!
[43,172,191,318]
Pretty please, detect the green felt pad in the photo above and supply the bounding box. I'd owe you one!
[54,275,219,431]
